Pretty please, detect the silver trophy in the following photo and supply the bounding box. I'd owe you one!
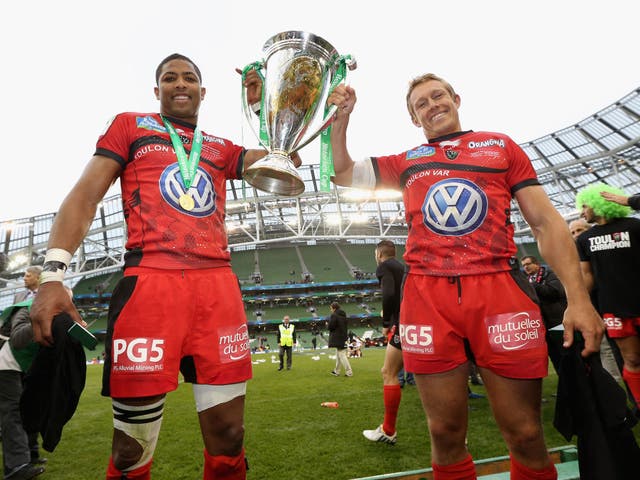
[241,31,356,196]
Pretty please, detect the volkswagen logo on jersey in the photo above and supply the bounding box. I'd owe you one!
[422,178,487,235]
[159,164,216,217]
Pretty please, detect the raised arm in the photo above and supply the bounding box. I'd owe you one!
[327,84,357,186]
[30,155,121,346]
[515,185,604,357]
[600,191,640,211]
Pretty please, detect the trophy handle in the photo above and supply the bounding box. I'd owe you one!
[240,61,269,150]
[292,54,356,153]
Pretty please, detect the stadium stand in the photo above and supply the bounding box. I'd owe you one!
[230,249,260,284]
[297,244,352,282]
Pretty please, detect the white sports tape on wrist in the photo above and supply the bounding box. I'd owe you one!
[39,271,65,284]
[40,248,73,284]
[44,248,72,267]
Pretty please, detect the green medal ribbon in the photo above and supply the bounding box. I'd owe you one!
[161,116,203,190]
[241,63,269,148]
[319,55,352,192]
[240,63,268,200]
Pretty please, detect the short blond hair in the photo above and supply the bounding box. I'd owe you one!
[406,73,457,122]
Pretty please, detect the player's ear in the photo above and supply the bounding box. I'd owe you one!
[154,87,160,101]
[200,87,206,100]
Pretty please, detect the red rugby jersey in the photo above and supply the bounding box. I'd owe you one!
[373,131,539,276]
[95,113,244,269]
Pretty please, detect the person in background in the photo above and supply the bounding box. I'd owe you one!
[28,53,287,479]
[362,240,405,445]
[327,72,603,479]
[2,267,43,350]
[568,218,623,383]
[276,316,295,371]
[397,368,415,388]
[520,255,566,373]
[13,267,42,303]
[2,266,47,469]
[568,218,591,239]
[600,191,640,211]
[0,286,72,479]
[329,302,352,377]
[576,183,640,407]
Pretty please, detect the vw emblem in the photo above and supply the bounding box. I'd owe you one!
[422,178,487,235]
[159,164,216,217]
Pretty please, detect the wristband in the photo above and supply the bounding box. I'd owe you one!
[44,248,72,267]
[40,270,65,284]
[250,102,261,116]
[40,248,72,284]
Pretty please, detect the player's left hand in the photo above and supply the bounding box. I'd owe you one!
[236,67,263,106]
[562,301,605,357]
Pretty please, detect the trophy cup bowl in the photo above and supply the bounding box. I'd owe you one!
[242,31,355,196]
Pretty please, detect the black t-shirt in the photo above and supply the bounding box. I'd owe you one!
[576,217,640,316]
[375,257,405,329]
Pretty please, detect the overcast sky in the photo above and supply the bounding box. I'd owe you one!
[1,0,636,221]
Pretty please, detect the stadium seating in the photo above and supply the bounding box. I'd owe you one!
[70,243,389,339]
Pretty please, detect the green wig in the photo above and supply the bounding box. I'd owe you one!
[575,183,632,219]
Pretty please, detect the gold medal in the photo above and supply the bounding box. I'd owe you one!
[179,193,195,211]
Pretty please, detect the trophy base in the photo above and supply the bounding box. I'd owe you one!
[243,153,305,196]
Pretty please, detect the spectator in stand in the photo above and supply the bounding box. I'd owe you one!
[576,183,640,407]
[521,255,566,373]
[329,302,352,377]
[327,72,603,479]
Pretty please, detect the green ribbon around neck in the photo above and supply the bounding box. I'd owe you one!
[161,116,203,190]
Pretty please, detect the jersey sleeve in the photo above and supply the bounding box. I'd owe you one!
[225,145,246,181]
[371,153,405,190]
[95,113,135,168]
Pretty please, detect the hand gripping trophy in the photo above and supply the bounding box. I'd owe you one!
[240,31,356,196]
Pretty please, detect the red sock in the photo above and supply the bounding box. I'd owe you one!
[510,454,557,480]
[432,454,476,480]
[622,367,640,408]
[382,384,402,435]
[203,448,246,480]
[106,456,152,480]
